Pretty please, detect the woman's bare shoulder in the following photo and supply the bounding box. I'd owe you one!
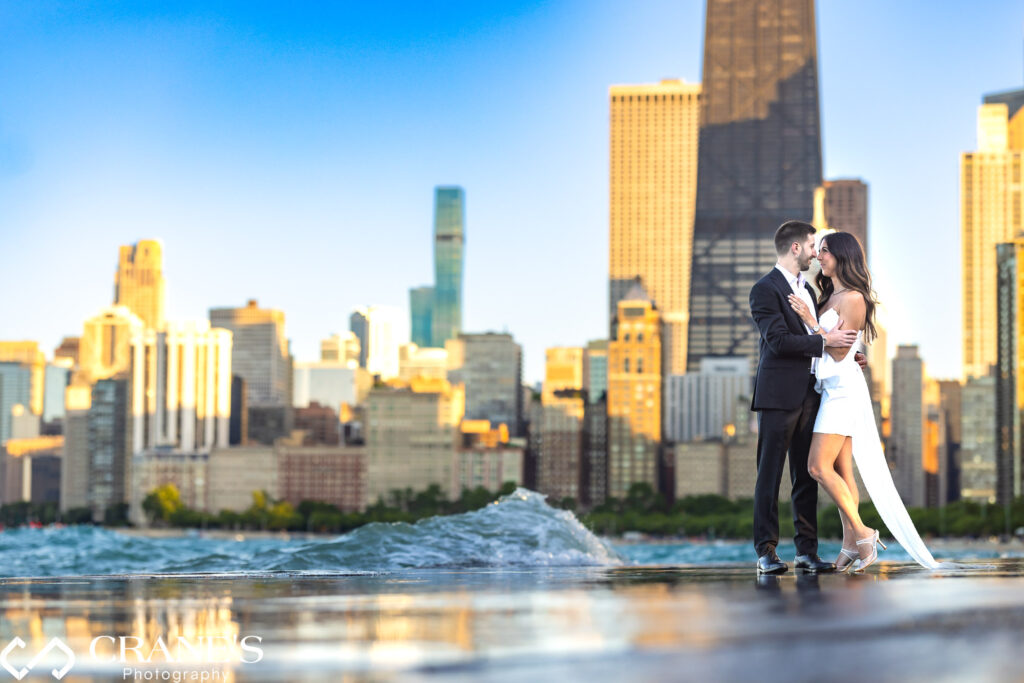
[840,290,866,308]
[838,291,866,327]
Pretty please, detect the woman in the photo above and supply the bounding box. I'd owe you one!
[787,232,941,571]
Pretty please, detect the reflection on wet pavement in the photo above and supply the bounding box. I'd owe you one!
[0,560,1022,682]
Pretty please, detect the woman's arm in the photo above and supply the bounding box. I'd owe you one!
[825,293,866,361]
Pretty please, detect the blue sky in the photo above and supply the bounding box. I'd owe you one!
[1,1,1021,382]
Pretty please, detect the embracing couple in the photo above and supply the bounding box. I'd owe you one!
[750,220,941,575]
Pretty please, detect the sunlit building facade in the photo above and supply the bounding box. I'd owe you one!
[687,0,823,371]
[320,332,361,365]
[458,421,523,492]
[536,347,585,503]
[2,436,62,505]
[115,239,166,331]
[129,321,233,456]
[349,305,408,381]
[961,96,1024,380]
[607,282,662,499]
[399,343,449,382]
[609,80,700,375]
[54,337,80,366]
[78,305,144,383]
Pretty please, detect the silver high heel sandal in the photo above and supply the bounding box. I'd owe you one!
[836,547,859,573]
[854,529,887,572]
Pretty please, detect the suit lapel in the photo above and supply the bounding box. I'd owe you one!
[767,268,809,332]
[804,281,821,314]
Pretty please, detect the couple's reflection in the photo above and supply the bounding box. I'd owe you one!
[754,571,823,605]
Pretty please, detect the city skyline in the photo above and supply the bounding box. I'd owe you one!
[1,2,1023,382]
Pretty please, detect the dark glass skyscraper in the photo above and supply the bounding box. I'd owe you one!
[431,186,465,348]
[996,240,1024,505]
[686,0,823,371]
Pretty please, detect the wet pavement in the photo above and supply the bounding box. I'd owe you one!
[0,559,1022,682]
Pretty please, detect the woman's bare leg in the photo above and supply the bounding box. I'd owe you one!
[808,433,872,546]
[834,438,859,566]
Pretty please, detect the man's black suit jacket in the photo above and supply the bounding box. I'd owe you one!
[749,267,824,411]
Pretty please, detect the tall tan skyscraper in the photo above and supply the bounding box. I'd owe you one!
[961,96,1024,380]
[537,347,585,503]
[607,282,662,499]
[609,79,700,375]
[115,240,166,331]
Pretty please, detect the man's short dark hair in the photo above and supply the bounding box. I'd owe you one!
[774,220,816,256]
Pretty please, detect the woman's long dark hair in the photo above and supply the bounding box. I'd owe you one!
[815,232,879,342]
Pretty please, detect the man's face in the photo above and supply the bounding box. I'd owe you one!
[795,234,816,271]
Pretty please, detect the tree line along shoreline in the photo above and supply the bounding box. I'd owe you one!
[2,483,1022,540]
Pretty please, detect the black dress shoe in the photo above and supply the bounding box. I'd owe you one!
[794,553,836,573]
[756,549,787,574]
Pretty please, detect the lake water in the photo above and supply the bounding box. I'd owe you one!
[0,489,1021,681]
[0,489,1016,577]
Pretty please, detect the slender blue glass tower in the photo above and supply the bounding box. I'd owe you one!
[431,187,465,348]
[409,285,434,348]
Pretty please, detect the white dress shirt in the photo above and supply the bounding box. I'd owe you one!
[774,263,824,371]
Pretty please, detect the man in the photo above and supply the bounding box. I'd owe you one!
[749,220,861,574]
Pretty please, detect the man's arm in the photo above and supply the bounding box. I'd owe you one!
[749,282,824,359]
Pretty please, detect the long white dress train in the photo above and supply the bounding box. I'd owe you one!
[813,309,942,570]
